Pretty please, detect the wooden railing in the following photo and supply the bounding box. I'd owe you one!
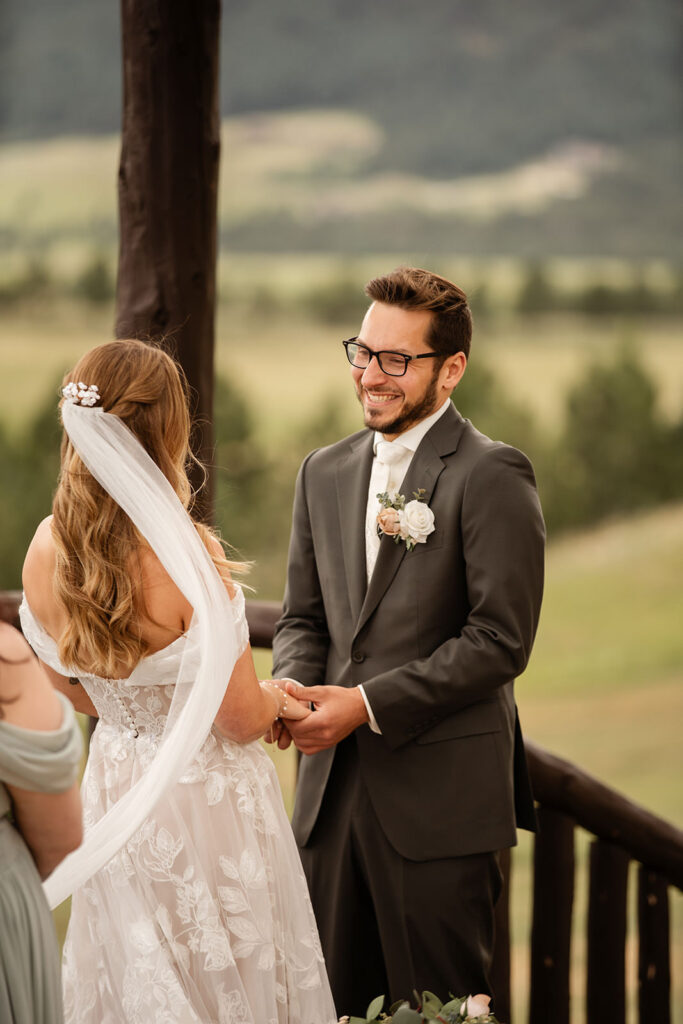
[2,592,681,1023]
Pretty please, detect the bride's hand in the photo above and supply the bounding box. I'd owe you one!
[262,678,311,722]
[281,694,312,722]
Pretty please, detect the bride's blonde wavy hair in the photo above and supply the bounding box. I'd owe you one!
[52,339,245,677]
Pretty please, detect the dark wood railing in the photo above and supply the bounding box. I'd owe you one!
[2,592,681,1023]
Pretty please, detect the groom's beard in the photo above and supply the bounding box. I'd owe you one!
[356,368,441,436]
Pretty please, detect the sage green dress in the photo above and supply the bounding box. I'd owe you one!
[0,693,82,1024]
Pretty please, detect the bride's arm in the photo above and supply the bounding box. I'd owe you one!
[22,526,99,717]
[40,662,99,718]
[213,645,310,744]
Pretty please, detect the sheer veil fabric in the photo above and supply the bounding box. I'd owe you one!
[44,403,239,909]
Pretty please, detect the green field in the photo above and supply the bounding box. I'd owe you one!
[0,118,672,251]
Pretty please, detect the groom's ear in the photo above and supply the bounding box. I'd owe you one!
[441,351,467,391]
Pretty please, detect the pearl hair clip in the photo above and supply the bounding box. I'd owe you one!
[62,382,101,407]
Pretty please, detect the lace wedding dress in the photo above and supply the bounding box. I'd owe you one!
[19,594,337,1024]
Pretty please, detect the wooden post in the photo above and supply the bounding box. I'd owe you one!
[529,807,575,1024]
[586,839,629,1024]
[116,0,221,521]
[638,867,671,1023]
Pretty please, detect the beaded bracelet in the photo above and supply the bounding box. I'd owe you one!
[262,681,288,720]
[282,688,290,718]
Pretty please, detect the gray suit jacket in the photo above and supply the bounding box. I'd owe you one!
[272,404,545,861]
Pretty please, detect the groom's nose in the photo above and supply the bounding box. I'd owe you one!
[360,357,390,388]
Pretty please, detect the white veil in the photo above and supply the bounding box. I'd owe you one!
[44,402,239,909]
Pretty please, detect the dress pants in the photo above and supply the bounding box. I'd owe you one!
[298,735,502,1019]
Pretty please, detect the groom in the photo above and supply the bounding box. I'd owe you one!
[270,266,545,1016]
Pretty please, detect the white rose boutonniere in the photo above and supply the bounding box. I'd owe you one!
[400,499,436,546]
[376,488,436,552]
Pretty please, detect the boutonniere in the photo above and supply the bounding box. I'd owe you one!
[376,487,436,551]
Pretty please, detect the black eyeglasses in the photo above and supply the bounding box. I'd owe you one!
[342,338,440,377]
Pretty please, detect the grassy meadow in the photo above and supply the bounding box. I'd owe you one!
[1,115,674,253]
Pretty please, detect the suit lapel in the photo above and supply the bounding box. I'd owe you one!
[336,431,374,623]
[353,403,467,639]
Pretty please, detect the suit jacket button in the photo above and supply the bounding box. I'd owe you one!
[352,651,365,663]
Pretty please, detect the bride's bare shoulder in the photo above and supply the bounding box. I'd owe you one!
[25,516,54,548]
[22,517,64,632]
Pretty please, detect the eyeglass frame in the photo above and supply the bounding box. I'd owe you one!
[342,338,441,377]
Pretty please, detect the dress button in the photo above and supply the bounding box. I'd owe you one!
[351,652,365,664]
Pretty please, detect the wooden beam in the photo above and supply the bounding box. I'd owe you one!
[116,0,221,521]
[526,740,683,889]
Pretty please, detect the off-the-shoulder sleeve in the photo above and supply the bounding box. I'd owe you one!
[20,593,250,669]
[0,693,83,794]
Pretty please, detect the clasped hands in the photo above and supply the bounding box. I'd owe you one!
[262,680,369,755]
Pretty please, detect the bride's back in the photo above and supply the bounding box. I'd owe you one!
[23,516,193,677]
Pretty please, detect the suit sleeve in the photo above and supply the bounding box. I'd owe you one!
[363,444,545,750]
[272,452,331,686]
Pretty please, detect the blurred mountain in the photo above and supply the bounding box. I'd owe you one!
[1,0,681,257]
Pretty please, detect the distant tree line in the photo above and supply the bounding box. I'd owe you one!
[455,347,683,534]
[0,253,115,306]
[515,264,683,317]
[3,256,683,320]
[2,346,682,596]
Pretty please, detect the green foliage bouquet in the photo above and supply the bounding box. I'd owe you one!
[338,990,500,1023]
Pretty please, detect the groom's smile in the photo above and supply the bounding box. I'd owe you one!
[362,388,402,407]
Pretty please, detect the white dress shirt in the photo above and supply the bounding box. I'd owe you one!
[359,398,451,732]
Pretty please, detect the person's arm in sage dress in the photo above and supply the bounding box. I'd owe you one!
[0,624,83,879]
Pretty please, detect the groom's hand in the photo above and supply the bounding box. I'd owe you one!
[283,682,369,755]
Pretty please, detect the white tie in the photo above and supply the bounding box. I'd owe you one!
[374,441,407,495]
[365,441,408,579]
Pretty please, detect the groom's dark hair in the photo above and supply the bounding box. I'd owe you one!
[364,266,472,359]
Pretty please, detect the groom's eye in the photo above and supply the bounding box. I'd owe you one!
[380,352,408,374]
[346,342,369,366]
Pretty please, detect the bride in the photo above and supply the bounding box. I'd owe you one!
[19,340,338,1024]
